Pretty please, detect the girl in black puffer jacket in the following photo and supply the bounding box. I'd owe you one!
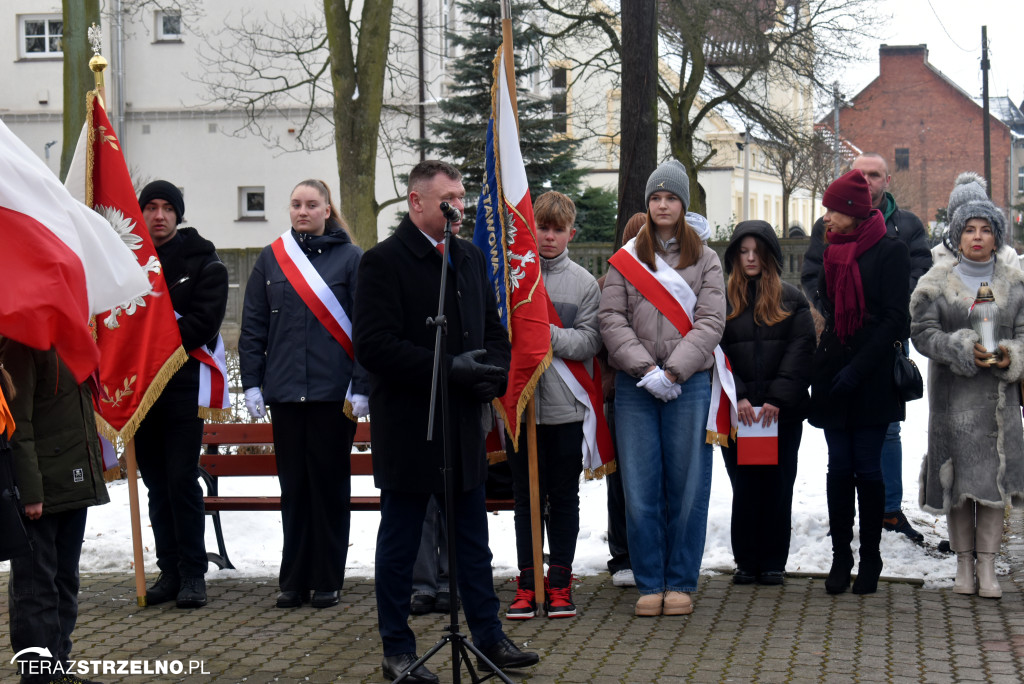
[720,221,815,586]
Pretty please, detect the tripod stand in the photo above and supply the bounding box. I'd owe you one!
[390,218,513,684]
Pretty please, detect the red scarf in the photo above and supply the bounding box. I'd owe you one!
[823,209,886,342]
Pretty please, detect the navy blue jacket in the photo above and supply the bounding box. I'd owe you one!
[239,227,368,404]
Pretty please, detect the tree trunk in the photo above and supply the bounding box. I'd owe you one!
[60,0,100,181]
[324,0,394,247]
[781,187,790,237]
[614,1,658,248]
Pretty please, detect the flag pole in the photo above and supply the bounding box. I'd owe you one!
[500,0,545,615]
[87,28,148,606]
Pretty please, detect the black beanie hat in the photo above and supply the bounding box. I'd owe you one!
[139,180,184,225]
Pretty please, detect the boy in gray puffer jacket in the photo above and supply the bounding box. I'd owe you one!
[504,191,601,621]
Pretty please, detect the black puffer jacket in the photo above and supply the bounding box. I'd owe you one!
[239,227,368,404]
[800,193,931,314]
[156,227,229,391]
[721,223,816,422]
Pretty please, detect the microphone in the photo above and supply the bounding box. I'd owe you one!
[439,201,462,223]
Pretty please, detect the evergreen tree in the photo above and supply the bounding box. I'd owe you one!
[572,186,618,242]
[417,0,585,232]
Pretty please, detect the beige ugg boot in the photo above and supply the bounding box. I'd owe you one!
[662,591,693,616]
[947,502,976,595]
[975,504,1004,599]
[635,592,663,617]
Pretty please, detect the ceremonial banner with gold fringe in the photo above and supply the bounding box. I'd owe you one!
[65,92,187,445]
[472,44,552,450]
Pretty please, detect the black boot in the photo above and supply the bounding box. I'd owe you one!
[825,473,855,594]
[852,479,884,595]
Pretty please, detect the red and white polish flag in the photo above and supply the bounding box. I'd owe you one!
[737,411,779,466]
[0,120,148,383]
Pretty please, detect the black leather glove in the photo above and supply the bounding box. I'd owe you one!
[830,365,860,396]
[450,349,507,401]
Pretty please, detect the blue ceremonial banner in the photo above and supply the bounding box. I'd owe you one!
[473,118,508,329]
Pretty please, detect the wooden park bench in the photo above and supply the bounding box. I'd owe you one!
[199,421,514,569]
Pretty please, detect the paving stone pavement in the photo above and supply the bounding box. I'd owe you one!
[3,509,1024,683]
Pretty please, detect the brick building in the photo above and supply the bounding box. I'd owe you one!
[830,44,1013,228]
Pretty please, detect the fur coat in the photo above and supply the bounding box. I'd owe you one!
[910,258,1024,514]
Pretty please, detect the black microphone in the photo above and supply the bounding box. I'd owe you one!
[439,201,462,223]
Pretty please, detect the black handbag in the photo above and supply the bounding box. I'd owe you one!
[893,341,923,402]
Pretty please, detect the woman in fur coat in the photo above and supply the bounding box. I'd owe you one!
[911,192,1024,599]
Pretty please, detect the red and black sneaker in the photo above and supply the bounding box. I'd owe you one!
[545,565,576,618]
[505,569,536,620]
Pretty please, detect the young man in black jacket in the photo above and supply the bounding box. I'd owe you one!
[134,181,228,608]
[801,154,932,542]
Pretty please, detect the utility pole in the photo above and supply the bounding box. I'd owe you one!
[742,130,751,221]
[981,26,992,196]
[832,82,841,180]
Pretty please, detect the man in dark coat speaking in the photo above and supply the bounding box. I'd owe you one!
[354,160,539,683]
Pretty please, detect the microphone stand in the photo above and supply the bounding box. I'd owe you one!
[392,217,512,684]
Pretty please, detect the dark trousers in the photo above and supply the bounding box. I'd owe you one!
[604,401,630,574]
[721,421,802,574]
[376,484,504,656]
[270,402,355,593]
[412,495,449,597]
[9,508,87,684]
[824,425,888,481]
[134,386,207,578]
[507,421,584,570]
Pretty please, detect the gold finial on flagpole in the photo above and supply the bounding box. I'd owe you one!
[88,23,107,98]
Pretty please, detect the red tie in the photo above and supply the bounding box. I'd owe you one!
[436,243,445,256]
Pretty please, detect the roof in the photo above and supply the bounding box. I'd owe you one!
[980,96,1024,132]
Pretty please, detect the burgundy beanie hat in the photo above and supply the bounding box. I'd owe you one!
[822,169,872,219]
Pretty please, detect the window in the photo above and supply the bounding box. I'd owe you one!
[895,147,910,171]
[19,15,62,59]
[238,187,265,220]
[1018,166,1023,193]
[155,10,182,41]
[551,66,568,134]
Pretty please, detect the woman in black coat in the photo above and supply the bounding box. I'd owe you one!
[809,170,910,595]
[239,179,367,609]
[720,221,815,586]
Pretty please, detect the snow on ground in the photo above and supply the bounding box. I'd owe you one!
[5,351,986,587]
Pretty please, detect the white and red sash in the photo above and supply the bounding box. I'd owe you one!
[271,230,355,359]
[174,311,230,420]
[545,297,616,479]
[607,239,737,445]
[270,231,357,418]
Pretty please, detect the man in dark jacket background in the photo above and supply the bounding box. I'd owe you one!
[354,160,538,683]
[134,180,228,608]
[2,340,110,684]
[801,153,932,542]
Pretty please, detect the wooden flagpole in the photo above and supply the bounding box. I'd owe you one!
[500,0,545,614]
[87,27,148,606]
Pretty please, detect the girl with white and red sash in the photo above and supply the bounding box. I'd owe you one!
[239,180,368,610]
[599,160,726,618]
[809,170,910,596]
[720,221,815,587]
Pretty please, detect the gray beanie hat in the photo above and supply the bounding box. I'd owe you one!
[949,198,1007,252]
[645,159,690,211]
[946,171,988,222]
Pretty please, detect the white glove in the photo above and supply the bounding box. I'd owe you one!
[636,367,681,402]
[349,393,370,419]
[244,387,267,419]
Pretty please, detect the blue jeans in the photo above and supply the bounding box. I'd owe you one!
[824,425,888,481]
[615,370,713,594]
[879,421,903,511]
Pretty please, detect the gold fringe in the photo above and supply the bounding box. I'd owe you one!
[94,346,189,447]
[343,399,357,423]
[198,406,232,422]
[486,450,507,465]
[705,426,738,447]
[495,345,554,453]
[584,458,617,481]
[85,91,96,208]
